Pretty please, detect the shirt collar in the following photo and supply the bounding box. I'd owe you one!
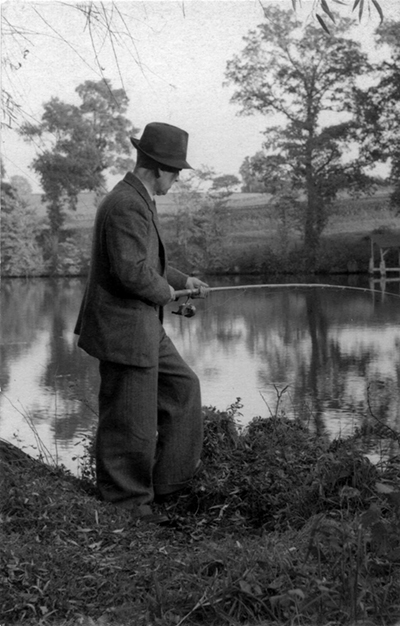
[132,173,155,200]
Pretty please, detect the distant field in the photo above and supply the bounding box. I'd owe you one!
[161,191,400,274]
[162,192,400,246]
[253,198,395,242]
[31,187,398,239]
[325,195,399,236]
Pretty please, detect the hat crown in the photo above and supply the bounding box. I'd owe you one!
[130,122,192,170]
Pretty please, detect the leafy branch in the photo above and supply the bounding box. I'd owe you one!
[275,0,385,33]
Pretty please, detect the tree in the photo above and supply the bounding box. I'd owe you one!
[21,79,136,228]
[355,20,400,211]
[226,6,370,268]
[9,175,33,203]
[167,168,238,272]
[1,171,45,276]
[210,174,240,194]
[19,79,137,269]
[240,154,270,192]
[240,152,294,194]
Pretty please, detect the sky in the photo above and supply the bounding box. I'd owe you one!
[2,0,400,194]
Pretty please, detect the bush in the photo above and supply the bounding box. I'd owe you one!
[1,183,47,277]
[314,236,370,274]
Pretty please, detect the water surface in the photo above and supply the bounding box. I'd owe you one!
[1,276,399,472]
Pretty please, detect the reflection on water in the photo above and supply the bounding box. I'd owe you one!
[1,276,399,473]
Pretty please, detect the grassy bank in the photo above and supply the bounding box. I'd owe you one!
[1,404,400,626]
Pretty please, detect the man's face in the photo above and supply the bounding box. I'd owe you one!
[155,169,180,195]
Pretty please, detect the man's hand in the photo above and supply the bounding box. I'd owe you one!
[169,286,176,302]
[185,276,209,298]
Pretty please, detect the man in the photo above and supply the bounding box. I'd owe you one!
[75,122,208,523]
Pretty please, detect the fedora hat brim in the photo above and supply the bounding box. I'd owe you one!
[130,136,192,170]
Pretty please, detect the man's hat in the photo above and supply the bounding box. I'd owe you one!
[130,122,192,170]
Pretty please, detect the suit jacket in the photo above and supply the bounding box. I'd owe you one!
[74,172,188,366]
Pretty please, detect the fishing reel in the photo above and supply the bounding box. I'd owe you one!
[172,297,196,318]
[171,287,204,318]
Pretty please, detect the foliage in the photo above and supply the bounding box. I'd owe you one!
[354,19,400,212]
[1,177,46,277]
[20,79,137,234]
[171,402,373,530]
[55,237,92,277]
[310,234,370,274]
[226,6,372,269]
[9,175,33,202]
[210,174,240,193]
[240,152,279,193]
[167,168,236,273]
[309,0,384,34]
[17,78,137,273]
[1,399,400,626]
[165,171,204,271]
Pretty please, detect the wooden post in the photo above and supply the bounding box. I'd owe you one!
[369,239,374,274]
[369,233,400,279]
[379,249,386,277]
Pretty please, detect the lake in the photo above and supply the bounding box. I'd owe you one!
[1,275,399,473]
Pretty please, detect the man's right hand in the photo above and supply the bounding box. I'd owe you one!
[169,286,176,302]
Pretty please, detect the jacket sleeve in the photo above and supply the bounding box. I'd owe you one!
[167,266,189,290]
[104,195,172,306]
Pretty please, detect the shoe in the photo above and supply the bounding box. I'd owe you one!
[132,504,170,525]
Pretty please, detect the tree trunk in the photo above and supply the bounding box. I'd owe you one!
[303,115,320,272]
[304,178,320,271]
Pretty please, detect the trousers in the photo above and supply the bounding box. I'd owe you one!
[96,324,203,507]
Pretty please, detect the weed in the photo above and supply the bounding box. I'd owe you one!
[3,394,58,466]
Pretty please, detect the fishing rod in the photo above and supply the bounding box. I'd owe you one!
[172,282,400,317]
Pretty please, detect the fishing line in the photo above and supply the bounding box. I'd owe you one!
[203,288,247,315]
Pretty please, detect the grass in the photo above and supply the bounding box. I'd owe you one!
[1,401,400,626]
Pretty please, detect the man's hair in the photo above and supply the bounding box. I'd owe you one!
[136,150,181,174]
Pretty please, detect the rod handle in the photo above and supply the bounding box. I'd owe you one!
[173,288,200,299]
